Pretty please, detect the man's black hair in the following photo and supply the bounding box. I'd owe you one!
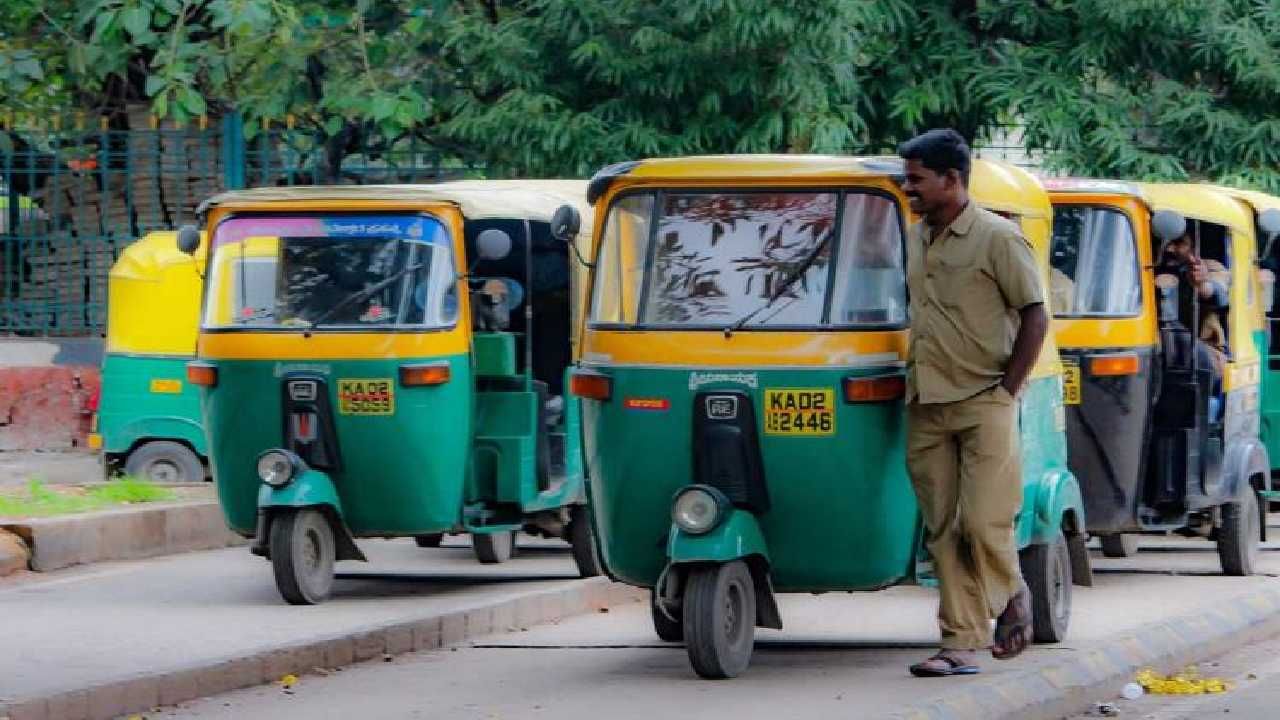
[898,128,971,186]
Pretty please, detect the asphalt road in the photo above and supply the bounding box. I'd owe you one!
[151,532,1280,720]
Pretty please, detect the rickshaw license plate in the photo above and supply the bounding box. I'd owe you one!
[763,388,835,436]
[337,378,395,415]
[1062,364,1082,405]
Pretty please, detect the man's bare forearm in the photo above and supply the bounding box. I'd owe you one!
[1002,303,1049,396]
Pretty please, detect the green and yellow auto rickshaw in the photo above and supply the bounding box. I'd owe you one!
[90,230,209,482]
[571,155,1088,678]
[1045,180,1273,573]
[178,180,599,604]
[1217,188,1280,485]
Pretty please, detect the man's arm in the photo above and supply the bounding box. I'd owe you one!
[1001,303,1049,396]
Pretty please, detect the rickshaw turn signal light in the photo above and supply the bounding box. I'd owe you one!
[1090,354,1140,377]
[186,362,218,388]
[843,375,905,403]
[569,371,612,402]
[400,363,451,387]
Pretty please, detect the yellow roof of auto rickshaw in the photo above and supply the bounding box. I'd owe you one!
[1041,177,1144,198]
[1216,186,1280,215]
[589,155,1049,219]
[197,179,592,226]
[108,230,206,281]
[1134,183,1253,234]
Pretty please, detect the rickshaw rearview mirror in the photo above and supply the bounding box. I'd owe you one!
[1151,210,1187,245]
[1259,209,1280,239]
[550,205,581,243]
[476,229,512,261]
[176,225,201,255]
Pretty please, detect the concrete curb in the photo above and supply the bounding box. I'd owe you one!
[0,529,29,577]
[1,501,244,573]
[0,576,646,720]
[892,583,1280,720]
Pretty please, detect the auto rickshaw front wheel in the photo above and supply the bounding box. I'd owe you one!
[1217,488,1261,577]
[683,560,756,679]
[473,531,516,563]
[1020,529,1072,644]
[269,509,336,605]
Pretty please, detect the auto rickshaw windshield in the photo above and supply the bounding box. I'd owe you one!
[589,189,907,328]
[1049,204,1142,317]
[202,214,458,330]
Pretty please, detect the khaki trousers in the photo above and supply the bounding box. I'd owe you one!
[907,386,1024,650]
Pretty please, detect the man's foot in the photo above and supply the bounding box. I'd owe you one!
[992,585,1033,660]
[908,650,981,677]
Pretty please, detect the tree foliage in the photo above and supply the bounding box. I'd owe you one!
[3,1,1280,188]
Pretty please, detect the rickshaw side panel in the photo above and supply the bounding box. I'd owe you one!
[581,366,918,592]
[204,355,472,536]
[1059,348,1153,534]
[1015,375,1084,548]
[98,354,206,457]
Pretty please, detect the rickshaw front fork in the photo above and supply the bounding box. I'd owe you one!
[250,506,365,562]
[655,558,783,630]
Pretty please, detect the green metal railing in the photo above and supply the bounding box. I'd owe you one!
[1,113,483,336]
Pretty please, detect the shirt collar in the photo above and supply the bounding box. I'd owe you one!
[926,201,978,242]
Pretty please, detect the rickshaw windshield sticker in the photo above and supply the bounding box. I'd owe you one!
[214,215,447,250]
[338,378,395,415]
[763,388,835,436]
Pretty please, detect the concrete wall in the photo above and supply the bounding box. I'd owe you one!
[0,338,103,451]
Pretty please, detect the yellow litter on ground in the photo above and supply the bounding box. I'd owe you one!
[1135,666,1231,695]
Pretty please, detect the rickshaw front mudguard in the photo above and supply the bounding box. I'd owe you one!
[251,469,365,562]
[1027,470,1092,586]
[658,509,782,630]
[1222,437,1271,541]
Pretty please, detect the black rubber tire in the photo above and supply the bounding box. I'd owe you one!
[683,561,756,679]
[1099,533,1139,559]
[414,534,444,548]
[567,505,601,578]
[1218,489,1261,577]
[1020,530,1072,644]
[124,441,204,483]
[269,509,336,605]
[473,530,515,564]
[651,590,684,643]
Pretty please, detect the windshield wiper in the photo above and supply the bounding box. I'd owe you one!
[304,263,423,333]
[725,233,833,335]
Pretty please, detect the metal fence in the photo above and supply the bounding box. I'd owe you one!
[1,111,482,336]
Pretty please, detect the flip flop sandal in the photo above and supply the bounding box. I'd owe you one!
[992,591,1033,660]
[909,653,981,677]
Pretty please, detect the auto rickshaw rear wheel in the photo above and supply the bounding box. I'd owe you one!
[473,530,516,563]
[567,505,601,578]
[1099,533,1139,558]
[650,590,684,642]
[1218,488,1261,577]
[1020,529,1072,644]
[683,560,756,679]
[414,534,444,548]
[124,441,204,483]
[269,509,336,605]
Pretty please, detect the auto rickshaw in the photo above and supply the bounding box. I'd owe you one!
[89,230,209,482]
[1216,188,1280,484]
[571,155,1088,678]
[1044,179,1272,573]
[178,180,599,604]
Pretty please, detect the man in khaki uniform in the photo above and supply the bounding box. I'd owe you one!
[897,129,1050,677]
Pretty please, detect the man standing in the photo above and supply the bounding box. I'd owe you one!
[898,129,1049,677]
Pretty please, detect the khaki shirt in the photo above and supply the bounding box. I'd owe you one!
[906,203,1044,404]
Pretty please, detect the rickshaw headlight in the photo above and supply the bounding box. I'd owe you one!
[256,449,303,488]
[672,485,729,535]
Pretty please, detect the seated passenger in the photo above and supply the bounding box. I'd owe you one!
[1049,266,1075,316]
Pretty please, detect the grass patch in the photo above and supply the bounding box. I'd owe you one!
[0,477,176,518]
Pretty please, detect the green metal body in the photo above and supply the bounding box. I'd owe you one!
[1258,329,1280,468]
[97,353,207,458]
[583,365,1083,593]
[205,340,587,540]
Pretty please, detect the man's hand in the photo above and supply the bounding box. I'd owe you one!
[1001,303,1050,398]
[1189,257,1208,286]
